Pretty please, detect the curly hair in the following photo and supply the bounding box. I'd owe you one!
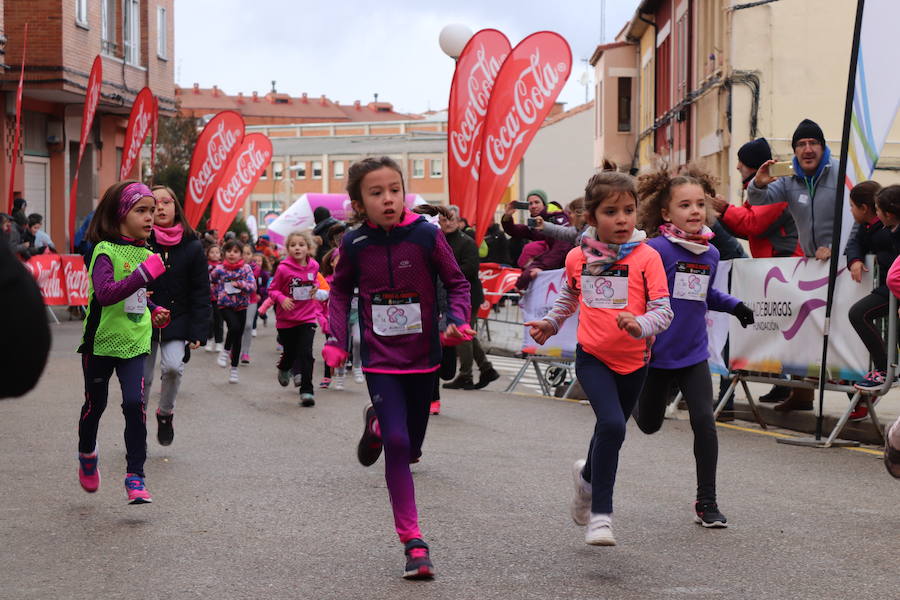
[636,162,716,236]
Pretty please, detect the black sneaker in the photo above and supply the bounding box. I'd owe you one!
[403,538,435,580]
[156,412,174,446]
[472,368,500,390]
[759,385,792,403]
[442,376,474,390]
[357,404,382,466]
[694,500,727,528]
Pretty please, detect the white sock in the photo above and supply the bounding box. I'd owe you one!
[588,512,612,527]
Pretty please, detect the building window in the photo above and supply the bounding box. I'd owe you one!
[257,201,281,228]
[100,0,118,56]
[123,0,140,65]
[617,77,632,132]
[157,7,167,59]
[430,158,443,178]
[332,160,345,179]
[273,161,284,179]
[75,0,88,27]
[259,167,268,180]
[291,161,306,179]
[312,161,323,179]
[412,159,425,178]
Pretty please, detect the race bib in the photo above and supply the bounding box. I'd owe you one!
[673,261,711,301]
[124,287,147,314]
[291,280,315,301]
[371,292,422,336]
[581,265,629,309]
[224,281,240,295]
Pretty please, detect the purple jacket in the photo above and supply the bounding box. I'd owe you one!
[646,236,741,370]
[209,261,256,310]
[327,211,470,373]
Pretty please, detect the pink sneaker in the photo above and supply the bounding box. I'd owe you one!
[124,473,152,504]
[240,353,251,364]
[78,450,100,493]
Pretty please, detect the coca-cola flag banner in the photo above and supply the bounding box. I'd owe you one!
[474,32,572,244]
[119,87,156,180]
[8,23,27,213]
[207,133,272,237]
[476,262,520,319]
[69,55,102,251]
[150,95,159,183]
[448,29,510,224]
[184,111,245,228]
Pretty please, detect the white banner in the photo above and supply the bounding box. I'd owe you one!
[729,257,873,380]
[706,260,732,375]
[521,268,578,358]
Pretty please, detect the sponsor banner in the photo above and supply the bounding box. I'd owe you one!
[447,29,511,223]
[8,23,27,213]
[184,110,246,228]
[729,257,872,380]
[477,262,520,319]
[474,31,572,244]
[61,255,90,306]
[25,255,91,306]
[119,87,156,180]
[69,55,102,251]
[208,133,273,238]
[520,268,578,358]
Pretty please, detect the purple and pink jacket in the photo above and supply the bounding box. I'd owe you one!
[267,256,324,328]
[327,211,471,374]
[209,260,256,310]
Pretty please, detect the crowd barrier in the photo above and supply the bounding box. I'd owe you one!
[25,254,90,323]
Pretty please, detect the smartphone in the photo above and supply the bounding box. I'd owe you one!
[511,201,529,210]
[527,218,538,228]
[769,161,794,178]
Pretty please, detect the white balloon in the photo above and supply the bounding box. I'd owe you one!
[439,24,474,59]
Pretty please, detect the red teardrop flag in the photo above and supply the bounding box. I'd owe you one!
[119,87,155,180]
[184,110,245,228]
[207,133,272,237]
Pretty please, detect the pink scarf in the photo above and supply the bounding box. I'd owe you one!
[153,223,184,246]
[658,223,714,255]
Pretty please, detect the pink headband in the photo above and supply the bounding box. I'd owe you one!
[117,183,154,220]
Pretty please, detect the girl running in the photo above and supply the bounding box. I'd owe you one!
[143,185,211,446]
[324,157,472,579]
[239,242,258,364]
[267,230,326,406]
[209,240,256,383]
[77,181,170,503]
[634,165,754,528]
[525,171,673,546]
[204,243,224,353]
[251,252,271,335]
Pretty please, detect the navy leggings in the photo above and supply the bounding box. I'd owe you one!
[576,347,647,514]
[78,353,148,477]
[365,371,436,543]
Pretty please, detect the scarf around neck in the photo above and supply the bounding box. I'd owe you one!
[153,223,184,246]
[580,227,647,275]
[223,259,245,271]
[659,223,714,255]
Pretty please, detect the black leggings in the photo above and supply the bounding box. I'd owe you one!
[635,361,718,504]
[220,308,246,367]
[209,305,224,343]
[277,323,316,394]
[849,292,892,372]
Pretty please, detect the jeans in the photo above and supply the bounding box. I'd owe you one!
[143,338,185,415]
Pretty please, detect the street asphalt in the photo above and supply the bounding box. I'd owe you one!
[1,320,898,600]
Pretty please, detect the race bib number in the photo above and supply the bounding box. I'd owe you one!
[371,292,422,336]
[673,261,711,301]
[224,281,241,295]
[291,281,315,301]
[581,265,629,309]
[124,287,147,314]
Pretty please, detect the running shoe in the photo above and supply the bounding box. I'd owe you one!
[854,369,892,392]
[215,342,224,352]
[299,393,315,407]
[228,367,239,384]
[217,350,228,368]
[293,373,302,388]
[849,398,879,422]
[585,513,615,546]
[251,329,257,337]
[357,404,383,466]
[277,369,291,387]
[156,412,174,446]
[694,500,727,528]
[354,369,364,384]
[403,538,435,580]
[430,400,441,415]
[78,450,100,493]
[124,473,152,504]
[319,377,331,390]
[240,353,251,364]
[204,341,215,353]
[571,459,591,526]
[333,375,345,391]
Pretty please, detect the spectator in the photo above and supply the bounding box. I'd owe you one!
[440,206,500,390]
[748,118,840,412]
[533,197,588,245]
[501,190,572,291]
[481,222,511,265]
[74,210,95,256]
[27,213,56,253]
[312,206,340,264]
[238,230,253,246]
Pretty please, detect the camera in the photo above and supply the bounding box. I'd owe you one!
[512,201,529,210]
[527,218,538,228]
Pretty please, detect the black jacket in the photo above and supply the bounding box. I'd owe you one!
[148,231,212,342]
[445,228,484,314]
[481,225,511,265]
[845,219,900,296]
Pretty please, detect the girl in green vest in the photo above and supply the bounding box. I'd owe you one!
[77,181,170,504]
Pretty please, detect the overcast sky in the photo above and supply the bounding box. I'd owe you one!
[175,0,641,115]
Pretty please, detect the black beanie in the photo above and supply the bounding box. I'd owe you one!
[737,138,772,170]
[792,119,825,148]
[313,206,331,224]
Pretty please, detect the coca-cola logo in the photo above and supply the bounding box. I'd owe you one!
[483,48,565,177]
[64,260,90,299]
[29,260,63,299]
[188,121,242,205]
[449,44,507,170]
[216,141,271,213]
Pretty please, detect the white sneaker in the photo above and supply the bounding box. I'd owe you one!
[215,342,224,352]
[333,375,345,391]
[217,351,229,368]
[292,373,302,388]
[204,341,215,353]
[585,513,615,546]
[228,367,239,384]
[354,369,364,384]
[251,329,257,337]
[571,459,591,526]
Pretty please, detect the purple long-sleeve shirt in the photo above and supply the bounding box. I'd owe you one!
[91,255,158,311]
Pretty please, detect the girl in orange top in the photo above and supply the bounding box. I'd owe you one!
[526,171,673,547]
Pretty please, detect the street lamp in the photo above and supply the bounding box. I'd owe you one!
[438,24,473,60]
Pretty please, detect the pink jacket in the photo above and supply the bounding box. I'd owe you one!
[887,255,900,298]
[268,256,323,328]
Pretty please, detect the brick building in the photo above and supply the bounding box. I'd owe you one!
[0,0,175,248]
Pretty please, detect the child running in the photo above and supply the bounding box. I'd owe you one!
[209,240,256,383]
[633,165,755,528]
[324,156,472,579]
[239,242,258,364]
[267,230,325,406]
[77,181,170,503]
[143,185,211,446]
[525,171,673,546]
[204,243,224,352]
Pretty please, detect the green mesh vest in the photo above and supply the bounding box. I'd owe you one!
[80,240,152,358]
